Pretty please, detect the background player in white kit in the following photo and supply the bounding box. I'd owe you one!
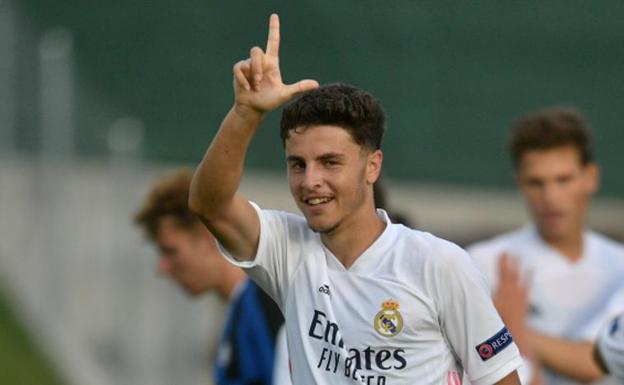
[468,107,624,385]
[189,14,523,385]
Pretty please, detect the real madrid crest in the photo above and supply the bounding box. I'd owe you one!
[374,299,403,337]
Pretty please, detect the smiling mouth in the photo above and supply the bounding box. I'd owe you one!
[305,197,333,206]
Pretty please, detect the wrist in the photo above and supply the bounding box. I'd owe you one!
[232,103,265,123]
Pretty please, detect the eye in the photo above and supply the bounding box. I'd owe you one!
[288,161,305,172]
[522,178,543,189]
[323,159,339,168]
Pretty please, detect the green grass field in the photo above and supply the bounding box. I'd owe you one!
[0,287,65,385]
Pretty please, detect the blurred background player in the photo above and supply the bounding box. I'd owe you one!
[134,168,290,385]
[468,107,624,385]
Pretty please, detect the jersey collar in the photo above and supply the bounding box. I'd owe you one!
[323,209,398,273]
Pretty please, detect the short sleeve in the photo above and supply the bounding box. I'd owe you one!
[219,202,308,310]
[433,242,523,385]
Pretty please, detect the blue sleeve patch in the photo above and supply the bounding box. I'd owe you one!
[475,327,513,361]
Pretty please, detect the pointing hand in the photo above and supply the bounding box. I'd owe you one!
[232,14,319,115]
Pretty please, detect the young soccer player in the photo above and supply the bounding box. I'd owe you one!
[189,14,522,385]
[468,107,624,385]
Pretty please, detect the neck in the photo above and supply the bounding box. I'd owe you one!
[541,229,584,262]
[217,267,247,300]
[321,207,386,269]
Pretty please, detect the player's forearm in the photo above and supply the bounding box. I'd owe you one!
[189,104,264,221]
[529,331,604,383]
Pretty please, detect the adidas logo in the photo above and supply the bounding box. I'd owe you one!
[318,284,331,296]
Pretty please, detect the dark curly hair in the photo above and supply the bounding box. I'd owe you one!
[280,83,385,151]
[508,106,594,168]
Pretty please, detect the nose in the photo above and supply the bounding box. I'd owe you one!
[301,164,322,191]
[542,183,560,206]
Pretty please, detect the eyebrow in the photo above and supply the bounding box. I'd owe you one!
[286,153,346,163]
[317,152,345,162]
[286,155,304,163]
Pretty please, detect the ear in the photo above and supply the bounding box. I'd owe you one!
[583,163,600,195]
[366,150,383,184]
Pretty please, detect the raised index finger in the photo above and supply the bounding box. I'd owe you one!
[265,13,280,58]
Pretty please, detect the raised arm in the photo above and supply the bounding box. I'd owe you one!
[188,14,318,261]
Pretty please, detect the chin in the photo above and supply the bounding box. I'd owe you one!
[539,227,568,242]
[305,217,339,234]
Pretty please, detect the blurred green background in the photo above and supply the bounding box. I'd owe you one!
[0,287,64,385]
[14,1,624,197]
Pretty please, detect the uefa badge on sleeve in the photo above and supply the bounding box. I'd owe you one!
[374,299,403,337]
[475,327,513,361]
[476,343,494,360]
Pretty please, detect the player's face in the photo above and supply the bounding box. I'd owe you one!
[516,145,599,243]
[285,125,381,234]
[154,217,222,296]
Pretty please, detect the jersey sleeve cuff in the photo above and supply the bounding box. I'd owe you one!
[217,201,267,270]
[470,356,524,385]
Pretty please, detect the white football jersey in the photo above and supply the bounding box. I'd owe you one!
[468,225,624,385]
[222,203,522,385]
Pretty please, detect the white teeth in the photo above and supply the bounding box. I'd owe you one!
[307,197,331,205]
